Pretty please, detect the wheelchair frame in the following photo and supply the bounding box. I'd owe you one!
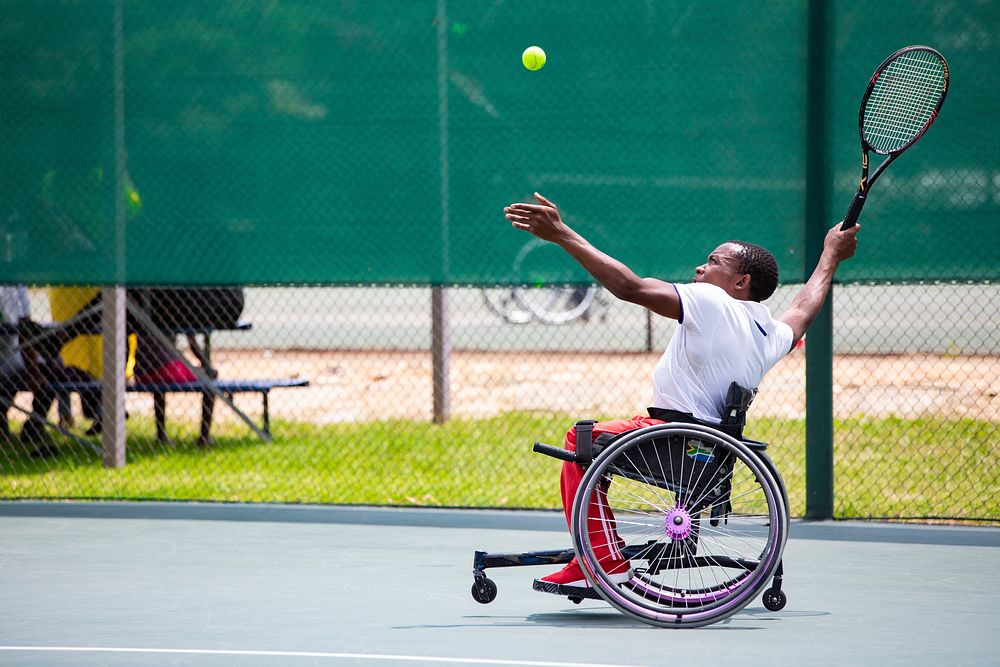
[471,384,789,628]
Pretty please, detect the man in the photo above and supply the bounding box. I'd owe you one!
[503,192,860,588]
[0,285,33,441]
[0,286,89,456]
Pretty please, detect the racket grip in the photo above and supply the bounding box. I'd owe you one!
[840,191,866,230]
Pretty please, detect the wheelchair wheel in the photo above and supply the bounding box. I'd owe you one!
[570,423,788,628]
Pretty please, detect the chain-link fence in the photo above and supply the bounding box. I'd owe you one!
[1,1,998,522]
[1,283,997,521]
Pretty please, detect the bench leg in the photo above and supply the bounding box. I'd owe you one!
[262,391,270,436]
[153,392,168,443]
[57,393,74,427]
[0,394,11,440]
[200,392,216,446]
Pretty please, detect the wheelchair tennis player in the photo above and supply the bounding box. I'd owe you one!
[503,193,860,590]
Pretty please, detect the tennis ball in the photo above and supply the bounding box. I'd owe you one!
[522,46,546,71]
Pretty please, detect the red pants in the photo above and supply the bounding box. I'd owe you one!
[560,415,665,564]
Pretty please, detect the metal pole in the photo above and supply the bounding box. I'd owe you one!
[102,0,127,467]
[432,0,451,423]
[804,0,834,519]
[432,288,450,422]
[101,287,127,467]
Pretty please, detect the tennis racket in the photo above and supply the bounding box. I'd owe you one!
[840,45,949,231]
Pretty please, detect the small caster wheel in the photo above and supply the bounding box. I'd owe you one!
[568,596,583,605]
[471,577,498,604]
[762,588,787,611]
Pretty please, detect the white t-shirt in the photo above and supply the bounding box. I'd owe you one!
[651,282,793,423]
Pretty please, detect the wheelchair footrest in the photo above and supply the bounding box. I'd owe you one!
[532,578,602,600]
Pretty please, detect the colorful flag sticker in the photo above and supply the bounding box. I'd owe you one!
[686,440,715,463]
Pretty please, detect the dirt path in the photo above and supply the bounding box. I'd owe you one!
[159,349,999,425]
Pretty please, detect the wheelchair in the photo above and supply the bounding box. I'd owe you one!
[471,383,789,628]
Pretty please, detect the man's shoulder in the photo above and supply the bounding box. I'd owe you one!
[676,282,742,313]
[674,283,738,328]
[675,282,730,301]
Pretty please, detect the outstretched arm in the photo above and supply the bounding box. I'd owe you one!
[779,222,861,348]
[504,193,682,320]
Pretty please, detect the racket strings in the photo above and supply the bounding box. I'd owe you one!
[863,51,946,153]
[866,69,943,147]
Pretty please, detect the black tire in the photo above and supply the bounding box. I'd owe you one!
[471,577,498,604]
[763,588,787,611]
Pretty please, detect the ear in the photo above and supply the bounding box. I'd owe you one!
[735,274,752,294]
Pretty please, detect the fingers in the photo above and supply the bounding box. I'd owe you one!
[504,204,538,214]
[503,208,534,233]
[505,192,556,213]
[503,203,542,233]
[828,221,861,243]
[504,193,558,235]
[823,221,860,261]
[533,192,555,208]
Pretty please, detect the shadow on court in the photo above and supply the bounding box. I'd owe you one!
[1,502,997,666]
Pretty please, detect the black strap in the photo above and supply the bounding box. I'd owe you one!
[646,407,743,439]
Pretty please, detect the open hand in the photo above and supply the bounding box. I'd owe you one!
[503,193,568,243]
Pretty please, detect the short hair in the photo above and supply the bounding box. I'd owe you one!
[727,241,779,302]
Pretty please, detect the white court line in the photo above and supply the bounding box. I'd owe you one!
[0,646,651,667]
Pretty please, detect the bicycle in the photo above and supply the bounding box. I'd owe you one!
[482,238,609,325]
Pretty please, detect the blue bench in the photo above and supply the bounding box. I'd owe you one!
[49,377,309,443]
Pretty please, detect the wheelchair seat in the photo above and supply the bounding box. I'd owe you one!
[585,382,769,461]
[647,381,764,443]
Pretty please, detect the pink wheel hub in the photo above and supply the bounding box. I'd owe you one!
[665,507,693,541]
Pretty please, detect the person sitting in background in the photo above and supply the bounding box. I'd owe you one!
[11,287,200,452]
[0,285,35,442]
[45,286,130,436]
[46,287,203,433]
[0,285,86,456]
[129,288,237,385]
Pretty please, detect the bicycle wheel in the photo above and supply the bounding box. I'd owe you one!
[481,287,534,324]
[514,284,598,324]
[509,238,598,325]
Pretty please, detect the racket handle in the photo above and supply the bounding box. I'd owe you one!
[840,191,866,230]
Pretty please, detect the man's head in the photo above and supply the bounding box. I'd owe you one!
[694,241,779,302]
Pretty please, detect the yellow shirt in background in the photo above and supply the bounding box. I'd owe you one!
[48,287,136,380]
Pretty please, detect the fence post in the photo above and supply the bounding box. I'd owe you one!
[432,0,451,423]
[101,0,127,468]
[804,0,834,519]
[432,287,450,423]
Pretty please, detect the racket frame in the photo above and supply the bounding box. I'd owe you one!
[840,45,949,230]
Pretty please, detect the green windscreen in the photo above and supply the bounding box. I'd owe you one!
[0,1,996,286]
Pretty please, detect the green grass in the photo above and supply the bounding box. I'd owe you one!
[2,413,997,522]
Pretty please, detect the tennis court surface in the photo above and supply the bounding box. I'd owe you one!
[1,502,997,666]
